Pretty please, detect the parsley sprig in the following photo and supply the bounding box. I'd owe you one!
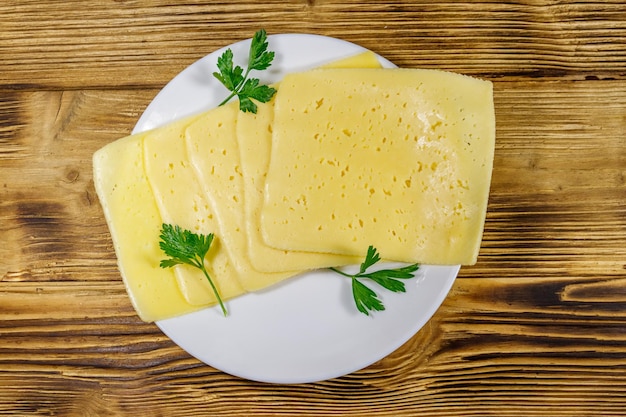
[213,29,277,113]
[158,223,227,316]
[330,246,420,316]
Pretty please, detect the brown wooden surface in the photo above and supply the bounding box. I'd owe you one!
[1,1,625,415]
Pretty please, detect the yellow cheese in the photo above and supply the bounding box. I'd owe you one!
[92,52,390,320]
[236,52,382,272]
[185,103,295,291]
[261,68,495,265]
[92,133,202,322]
[317,50,381,68]
[142,114,245,305]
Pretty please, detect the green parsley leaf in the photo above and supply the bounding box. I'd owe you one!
[158,223,227,316]
[330,246,420,316]
[213,49,244,92]
[360,263,420,292]
[238,78,277,113]
[352,279,385,315]
[214,29,277,113]
[359,245,381,273]
[248,29,275,71]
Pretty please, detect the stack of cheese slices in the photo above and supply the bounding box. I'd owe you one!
[93,52,495,322]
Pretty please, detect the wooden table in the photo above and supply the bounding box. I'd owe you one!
[1,1,625,415]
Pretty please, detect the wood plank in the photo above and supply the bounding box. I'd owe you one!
[0,89,155,282]
[2,80,624,282]
[470,78,626,279]
[0,278,624,415]
[1,1,626,89]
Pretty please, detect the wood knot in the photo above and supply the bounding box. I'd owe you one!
[64,168,80,183]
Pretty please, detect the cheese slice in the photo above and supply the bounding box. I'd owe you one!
[261,68,495,265]
[93,133,202,322]
[185,103,295,291]
[236,52,382,272]
[92,52,392,320]
[142,114,245,305]
[318,50,381,69]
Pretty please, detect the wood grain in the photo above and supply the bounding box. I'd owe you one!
[1,0,625,89]
[0,278,625,416]
[1,0,626,415]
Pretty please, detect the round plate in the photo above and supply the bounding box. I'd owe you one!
[134,33,459,384]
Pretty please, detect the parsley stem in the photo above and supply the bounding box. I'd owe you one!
[218,92,236,107]
[197,260,228,316]
[217,67,253,107]
[329,266,354,278]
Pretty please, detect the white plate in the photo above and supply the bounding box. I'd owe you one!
[133,33,459,384]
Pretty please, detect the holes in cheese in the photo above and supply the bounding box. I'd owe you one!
[261,68,495,265]
[92,133,205,322]
[235,52,383,272]
[236,99,361,272]
[142,114,246,306]
[185,103,296,291]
